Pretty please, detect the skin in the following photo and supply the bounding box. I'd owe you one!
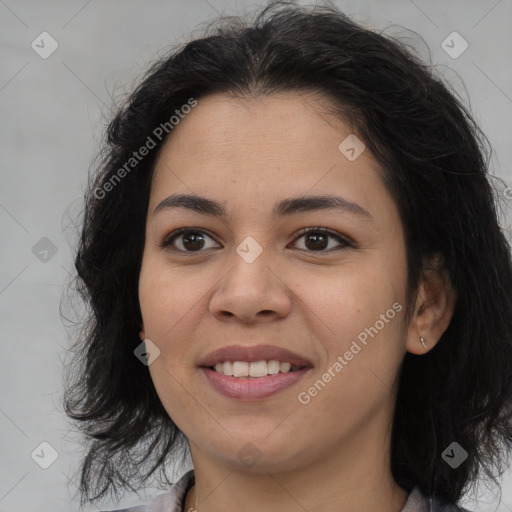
[138,91,456,512]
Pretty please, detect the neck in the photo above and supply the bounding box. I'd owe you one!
[184,417,409,512]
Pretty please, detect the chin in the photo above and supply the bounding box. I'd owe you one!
[195,431,311,473]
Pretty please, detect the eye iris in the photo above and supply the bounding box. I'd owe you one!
[305,232,328,251]
[182,231,205,251]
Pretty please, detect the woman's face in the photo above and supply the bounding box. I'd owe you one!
[138,91,411,473]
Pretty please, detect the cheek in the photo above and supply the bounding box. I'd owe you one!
[302,260,403,334]
[298,285,405,428]
[138,257,204,347]
[298,259,406,387]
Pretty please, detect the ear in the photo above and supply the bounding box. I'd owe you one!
[406,254,457,355]
[139,325,145,341]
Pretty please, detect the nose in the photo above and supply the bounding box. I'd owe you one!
[208,247,293,324]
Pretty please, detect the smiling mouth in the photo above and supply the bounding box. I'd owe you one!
[208,360,306,378]
[201,363,312,400]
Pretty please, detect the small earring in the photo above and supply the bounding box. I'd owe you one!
[420,336,427,349]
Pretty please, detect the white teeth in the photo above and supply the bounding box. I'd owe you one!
[232,361,249,377]
[249,360,268,377]
[211,359,300,377]
[279,363,292,373]
[280,362,291,373]
[267,360,280,375]
[223,361,233,376]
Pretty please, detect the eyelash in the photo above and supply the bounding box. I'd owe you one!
[160,226,353,254]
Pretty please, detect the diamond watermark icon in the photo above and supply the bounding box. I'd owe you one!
[441,32,468,59]
[31,441,58,469]
[31,32,59,59]
[441,441,468,469]
[237,442,262,467]
[338,134,365,161]
[32,237,58,263]
[134,338,161,366]
[236,236,263,263]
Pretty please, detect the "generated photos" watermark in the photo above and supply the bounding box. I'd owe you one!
[94,97,198,200]
[298,301,403,404]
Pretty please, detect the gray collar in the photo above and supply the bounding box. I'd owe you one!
[107,472,471,512]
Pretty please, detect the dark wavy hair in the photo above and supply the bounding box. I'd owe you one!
[63,0,512,508]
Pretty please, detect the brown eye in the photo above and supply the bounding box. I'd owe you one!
[161,229,220,253]
[292,228,350,252]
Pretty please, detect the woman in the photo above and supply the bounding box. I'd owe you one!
[63,2,512,511]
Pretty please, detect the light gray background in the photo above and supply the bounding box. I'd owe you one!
[1,0,511,511]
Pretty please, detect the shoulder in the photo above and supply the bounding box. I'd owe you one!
[404,486,473,512]
[98,469,195,512]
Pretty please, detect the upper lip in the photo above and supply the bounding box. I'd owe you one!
[199,344,313,368]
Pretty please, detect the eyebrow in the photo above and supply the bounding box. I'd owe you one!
[153,193,372,219]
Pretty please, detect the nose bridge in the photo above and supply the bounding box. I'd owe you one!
[209,234,292,321]
[228,234,276,294]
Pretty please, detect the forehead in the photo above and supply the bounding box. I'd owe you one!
[149,91,389,218]
[156,92,347,160]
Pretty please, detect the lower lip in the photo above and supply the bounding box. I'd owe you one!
[201,367,312,400]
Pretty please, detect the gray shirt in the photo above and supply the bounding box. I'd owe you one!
[101,470,472,512]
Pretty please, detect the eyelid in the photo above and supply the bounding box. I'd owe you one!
[160,226,354,253]
[293,226,353,248]
[160,227,221,249]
